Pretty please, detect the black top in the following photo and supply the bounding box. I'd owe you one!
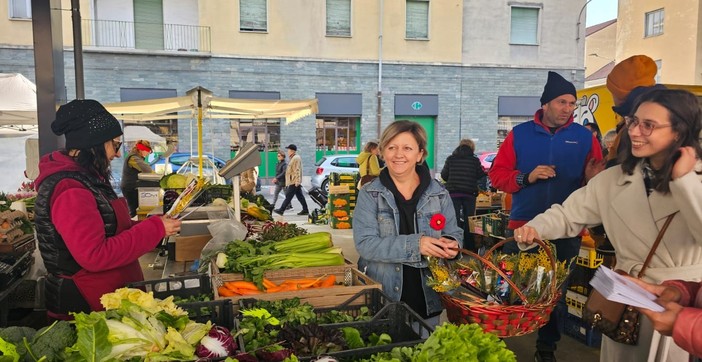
[380,165,439,318]
[440,146,486,196]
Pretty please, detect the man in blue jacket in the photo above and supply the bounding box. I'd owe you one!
[489,71,603,362]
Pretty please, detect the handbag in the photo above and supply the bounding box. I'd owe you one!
[358,157,377,187]
[582,214,675,345]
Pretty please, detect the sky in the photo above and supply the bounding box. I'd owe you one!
[585,0,618,27]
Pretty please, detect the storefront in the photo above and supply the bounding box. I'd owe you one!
[315,93,362,160]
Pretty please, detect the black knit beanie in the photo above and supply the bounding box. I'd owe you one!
[540,71,577,105]
[51,99,123,150]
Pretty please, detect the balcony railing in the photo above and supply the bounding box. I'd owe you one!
[82,19,211,53]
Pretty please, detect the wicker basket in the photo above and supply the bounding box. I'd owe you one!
[440,237,561,337]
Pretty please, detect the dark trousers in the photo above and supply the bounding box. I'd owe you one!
[279,184,308,213]
[450,195,477,251]
[123,188,138,217]
[502,236,581,352]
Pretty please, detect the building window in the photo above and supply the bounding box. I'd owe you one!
[240,0,267,32]
[316,118,358,153]
[406,0,429,39]
[9,0,31,19]
[510,6,539,45]
[326,0,351,37]
[497,117,530,149]
[645,8,664,37]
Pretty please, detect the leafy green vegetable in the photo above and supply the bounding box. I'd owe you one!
[67,288,212,361]
[340,327,364,349]
[23,320,76,362]
[0,326,35,358]
[318,306,372,324]
[360,323,515,362]
[367,333,392,347]
[66,312,112,362]
[258,222,307,242]
[0,336,19,362]
[277,324,345,357]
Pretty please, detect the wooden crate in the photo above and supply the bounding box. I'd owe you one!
[467,215,484,235]
[211,258,357,280]
[0,234,35,255]
[212,268,380,309]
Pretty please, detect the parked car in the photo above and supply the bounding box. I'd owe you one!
[311,154,359,194]
[150,152,229,184]
[478,151,497,172]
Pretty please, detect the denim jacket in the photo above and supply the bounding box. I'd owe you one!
[353,177,463,316]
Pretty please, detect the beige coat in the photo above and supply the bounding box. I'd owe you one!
[526,161,702,362]
[286,153,302,186]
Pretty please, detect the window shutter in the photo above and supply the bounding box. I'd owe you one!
[406,0,429,39]
[326,0,351,36]
[240,0,267,32]
[134,0,164,50]
[510,7,538,45]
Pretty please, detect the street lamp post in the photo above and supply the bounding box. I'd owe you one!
[576,0,594,43]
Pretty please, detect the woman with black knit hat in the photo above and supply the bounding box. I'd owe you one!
[121,139,154,217]
[34,99,181,319]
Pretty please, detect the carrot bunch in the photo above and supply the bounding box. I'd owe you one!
[217,275,337,297]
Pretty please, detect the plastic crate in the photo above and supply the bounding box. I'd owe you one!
[482,214,504,237]
[239,288,392,323]
[565,290,587,318]
[301,303,432,361]
[128,275,234,329]
[576,247,604,269]
[568,265,596,296]
[206,185,233,201]
[129,274,211,300]
[237,302,433,361]
[183,299,235,329]
[564,312,602,347]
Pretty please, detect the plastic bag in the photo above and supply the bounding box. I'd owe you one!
[198,206,247,273]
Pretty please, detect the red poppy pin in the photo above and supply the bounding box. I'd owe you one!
[430,213,446,231]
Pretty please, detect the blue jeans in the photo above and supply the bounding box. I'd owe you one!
[502,236,581,352]
[450,195,477,251]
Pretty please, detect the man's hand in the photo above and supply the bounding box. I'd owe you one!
[527,165,556,184]
[585,158,606,182]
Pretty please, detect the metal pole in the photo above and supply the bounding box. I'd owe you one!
[376,0,384,138]
[71,0,84,99]
[576,0,593,43]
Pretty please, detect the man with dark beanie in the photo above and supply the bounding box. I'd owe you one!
[490,72,603,362]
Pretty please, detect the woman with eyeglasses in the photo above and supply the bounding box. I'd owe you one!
[120,139,154,217]
[34,99,181,320]
[512,89,702,361]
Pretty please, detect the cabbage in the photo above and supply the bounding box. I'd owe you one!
[167,174,187,189]
[195,326,237,358]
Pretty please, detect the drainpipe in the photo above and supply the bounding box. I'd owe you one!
[71,0,84,99]
[376,0,384,139]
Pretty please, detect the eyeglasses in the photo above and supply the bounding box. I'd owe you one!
[624,116,672,136]
[112,140,123,153]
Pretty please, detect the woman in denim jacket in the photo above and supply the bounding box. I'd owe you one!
[353,120,463,329]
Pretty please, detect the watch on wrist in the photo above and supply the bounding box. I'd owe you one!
[516,172,529,187]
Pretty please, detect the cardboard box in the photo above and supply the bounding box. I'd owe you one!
[175,234,211,261]
[138,187,161,208]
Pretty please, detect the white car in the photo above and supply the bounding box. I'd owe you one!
[311,154,359,194]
